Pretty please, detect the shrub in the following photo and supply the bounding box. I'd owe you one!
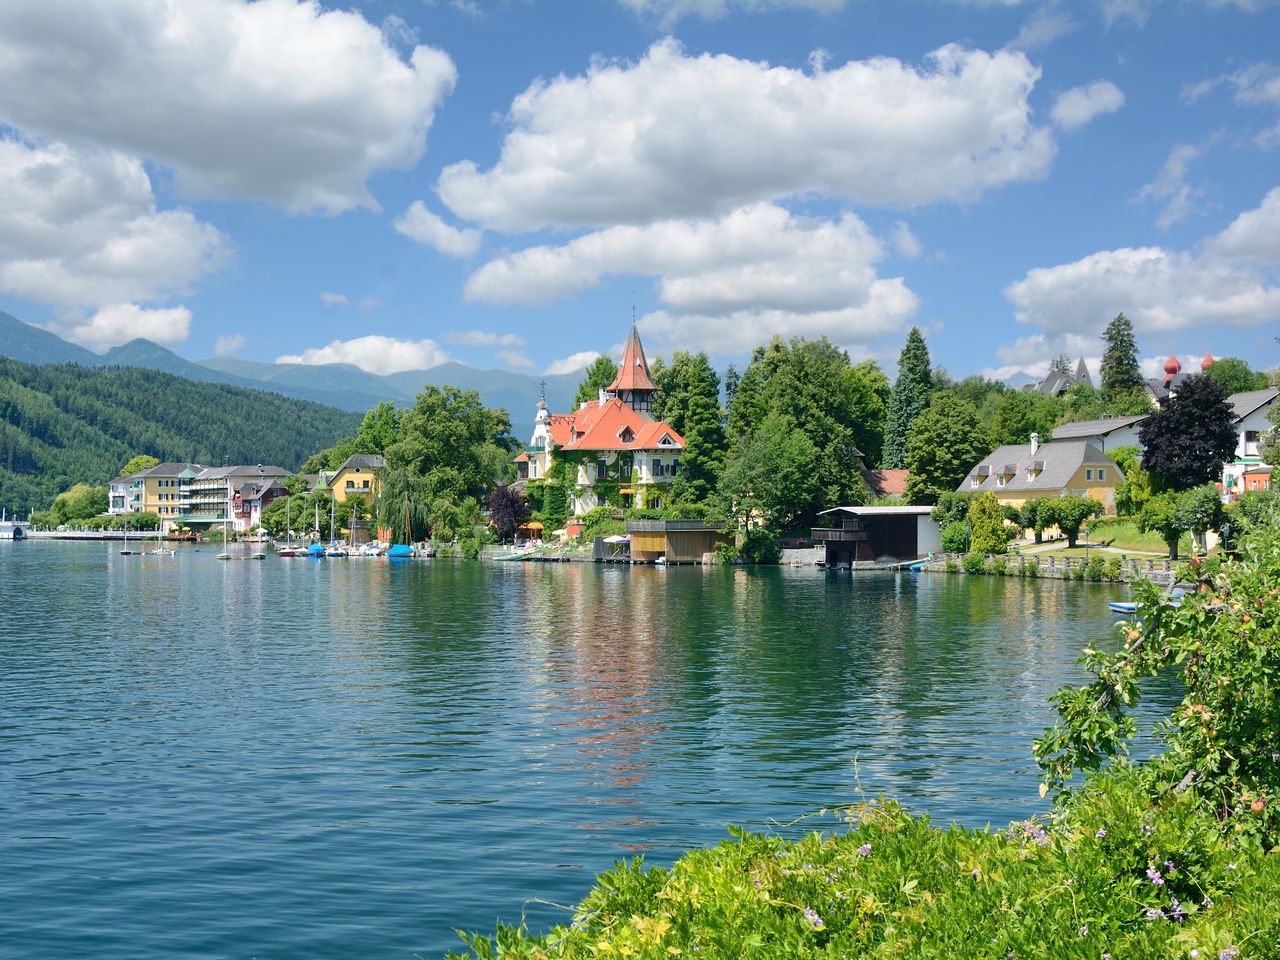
[961,551,988,575]
[713,541,740,564]
[1103,556,1124,581]
[940,521,967,553]
[966,493,1008,555]
[944,557,960,573]
[1084,556,1106,581]
[739,529,781,565]
[989,554,1009,576]
[1021,557,1040,578]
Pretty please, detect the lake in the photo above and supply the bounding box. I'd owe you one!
[0,542,1166,958]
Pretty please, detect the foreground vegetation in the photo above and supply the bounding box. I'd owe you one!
[448,509,1280,959]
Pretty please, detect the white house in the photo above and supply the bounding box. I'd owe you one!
[1223,386,1277,496]
[1050,414,1148,452]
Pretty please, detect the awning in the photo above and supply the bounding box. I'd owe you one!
[619,487,635,494]
[603,535,630,543]
[521,521,544,530]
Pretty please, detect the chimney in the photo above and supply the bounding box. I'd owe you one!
[1030,432,1039,455]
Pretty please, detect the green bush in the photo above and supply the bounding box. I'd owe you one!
[966,493,1009,555]
[713,541,740,564]
[944,557,960,573]
[1103,556,1124,581]
[1084,556,1106,581]
[940,521,967,553]
[1021,557,1040,578]
[989,554,1009,576]
[739,529,781,565]
[961,552,988,575]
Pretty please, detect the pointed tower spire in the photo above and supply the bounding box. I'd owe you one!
[606,321,658,413]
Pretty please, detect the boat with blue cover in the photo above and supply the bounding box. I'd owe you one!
[1108,587,1185,615]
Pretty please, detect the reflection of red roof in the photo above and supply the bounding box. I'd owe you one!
[606,326,657,393]
[545,397,684,452]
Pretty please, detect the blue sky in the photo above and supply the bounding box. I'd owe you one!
[0,0,1278,384]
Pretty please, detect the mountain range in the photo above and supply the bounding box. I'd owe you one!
[0,311,580,431]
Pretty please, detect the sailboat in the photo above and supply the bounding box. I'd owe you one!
[119,521,141,555]
[325,494,347,557]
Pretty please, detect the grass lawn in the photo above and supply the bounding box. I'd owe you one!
[1085,518,1196,553]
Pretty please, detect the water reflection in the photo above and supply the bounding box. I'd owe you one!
[1,544,1172,960]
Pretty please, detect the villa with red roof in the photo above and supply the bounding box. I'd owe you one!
[516,326,685,516]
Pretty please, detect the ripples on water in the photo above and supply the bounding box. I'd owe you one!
[0,542,1175,958]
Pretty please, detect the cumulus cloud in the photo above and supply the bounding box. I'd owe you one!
[1004,245,1280,335]
[465,203,917,352]
[1008,9,1078,51]
[1185,61,1280,147]
[394,201,483,257]
[214,333,246,356]
[1209,187,1280,261]
[320,292,349,308]
[617,0,845,25]
[0,0,457,214]
[59,303,193,352]
[438,40,1055,231]
[1050,80,1125,130]
[0,139,228,313]
[545,351,601,375]
[445,329,526,347]
[1138,144,1204,229]
[277,335,449,374]
[496,349,536,369]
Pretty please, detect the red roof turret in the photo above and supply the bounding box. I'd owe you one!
[1163,355,1181,382]
[1200,352,1214,370]
[606,325,658,394]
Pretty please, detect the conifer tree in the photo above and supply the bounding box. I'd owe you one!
[652,352,726,504]
[723,364,740,409]
[882,327,933,469]
[1100,313,1144,399]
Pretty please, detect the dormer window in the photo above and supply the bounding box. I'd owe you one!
[617,426,634,444]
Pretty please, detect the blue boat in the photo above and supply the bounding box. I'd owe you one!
[386,544,415,559]
[307,543,326,558]
[1108,588,1185,615]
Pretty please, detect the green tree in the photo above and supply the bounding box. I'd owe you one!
[355,401,401,453]
[1138,374,1237,490]
[1018,498,1052,544]
[52,483,108,522]
[385,385,515,501]
[1041,495,1103,549]
[1173,483,1224,555]
[1048,354,1072,378]
[1203,357,1269,396]
[902,393,991,505]
[1109,444,1153,517]
[1136,490,1184,559]
[573,355,619,408]
[1261,401,1280,468]
[723,363,740,409]
[374,467,432,543]
[652,352,726,504]
[725,336,882,507]
[882,327,932,468]
[717,412,821,532]
[930,491,978,530]
[1100,313,1143,399]
[966,492,1009,555]
[119,454,159,476]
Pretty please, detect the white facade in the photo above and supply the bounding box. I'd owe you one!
[1223,390,1277,495]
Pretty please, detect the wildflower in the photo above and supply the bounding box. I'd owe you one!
[802,907,825,930]
[971,867,980,879]
[1170,897,1185,922]
[1220,948,1240,960]
[1145,907,1165,921]
[1202,895,1214,909]
[1146,866,1165,886]
[1165,859,1175,872]
[857,843,872,857]
[1226,863,1237,871]
[1078,924,1088,938]
[1095,827,1107,839]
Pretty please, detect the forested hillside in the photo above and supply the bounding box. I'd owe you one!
[0,358,361,514]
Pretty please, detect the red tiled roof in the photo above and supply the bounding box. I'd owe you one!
[865,468,909,497]
[553,397,685,452]
[606,325,658,393]
[513,452,529,462]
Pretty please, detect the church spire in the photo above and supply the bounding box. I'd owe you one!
[606,322,658,413]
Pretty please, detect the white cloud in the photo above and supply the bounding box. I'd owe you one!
[891,222,923,259]
[496,349,536,369]
[60,303,192,351]
[394,201,483,258]
[356,297,382,311]
[545,351,601,375]
[438,40,1055,231]
[320,292,349,308]
[0,0,457,214]
[0,139,228,309]
[214,333,245,356]
[1138,144,1203,229]
[1186,62,1280,147]
[1008,9,1078,51]
[380,14,419,49]
[1004,245,1280,335]
[445,330,526,347]
[277,335,449,374]
[1050,80,1125,131]
[1209,187,1280,261]
[467,203,918,355]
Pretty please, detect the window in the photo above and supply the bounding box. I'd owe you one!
[996,475,1006,488]
[970,476,980,488]
[597,458,608,480]
[1097,468,1106,482]
[362,480,370,489]
[671,458,680,475]
[346,481,355,490]
[652,458,661,476]
[1085,468,1094,481]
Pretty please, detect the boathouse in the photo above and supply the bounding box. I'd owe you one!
[811,506,941,567]
[625,519,734,563]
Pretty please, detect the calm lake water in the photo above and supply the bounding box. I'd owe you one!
[0,542,1168,958]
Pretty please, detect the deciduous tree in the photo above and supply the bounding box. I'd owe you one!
[903,393,991,505]
[717,412,820,532]
[1041,495,1103,549]
[1202,357,1269,396]
[1138,374,1237,490]
[119,454,159,476]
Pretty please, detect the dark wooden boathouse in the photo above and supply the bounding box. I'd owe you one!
[811,506,941,567]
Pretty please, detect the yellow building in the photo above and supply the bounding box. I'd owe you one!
[325,454,384,503]
[120,462,202,526]
[960,435,1120,513]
